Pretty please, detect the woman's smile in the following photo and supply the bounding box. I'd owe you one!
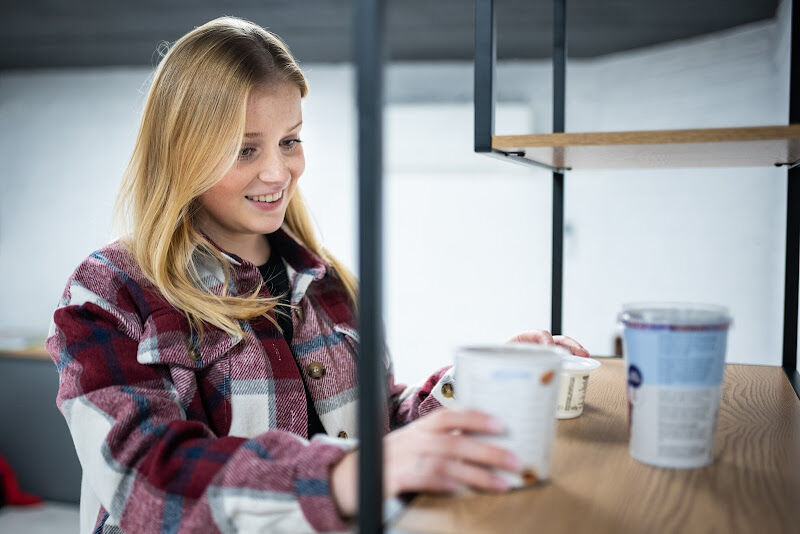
[245,189,285,211]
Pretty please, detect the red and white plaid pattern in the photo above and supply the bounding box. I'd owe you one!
[47,223,453,533]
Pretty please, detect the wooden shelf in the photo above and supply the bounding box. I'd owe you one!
[0,337,49,360]
[0,347,50,360]
[391,359,800,533]
[492,125,800,170]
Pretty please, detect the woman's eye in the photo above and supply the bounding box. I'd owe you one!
[281,138,302,150]
[239,147,256,159]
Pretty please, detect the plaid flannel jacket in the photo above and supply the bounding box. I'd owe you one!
[46,223,455,533]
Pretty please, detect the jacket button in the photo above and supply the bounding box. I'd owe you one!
[441,383,454,398]
[306,361,325,380]
[188,348,200,361]
[337,431,348,439]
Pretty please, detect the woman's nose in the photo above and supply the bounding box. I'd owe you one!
[257,150,289,182]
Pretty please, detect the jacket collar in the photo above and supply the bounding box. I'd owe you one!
[201,222,328,282]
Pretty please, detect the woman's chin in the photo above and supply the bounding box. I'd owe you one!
[250,218,285,235]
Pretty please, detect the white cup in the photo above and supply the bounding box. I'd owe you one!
[455,343,567,487]
[556,355,601,419]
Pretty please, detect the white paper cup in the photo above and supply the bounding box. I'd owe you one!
[455,343,567,487]
[556,355,601,419]
[619,303,732,469]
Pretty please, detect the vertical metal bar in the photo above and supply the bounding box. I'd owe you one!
[551,0,566,335]
[355,0,387,530]
[475,0,496,153]
[551,175,564,336]
[784,0,800,398]
[553,0,566,134]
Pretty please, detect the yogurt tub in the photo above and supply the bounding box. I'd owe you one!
[556,355,601,419]
[619,303,732,468]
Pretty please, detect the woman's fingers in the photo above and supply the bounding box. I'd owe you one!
[386,409,523,496]
[443,459,509,492]
[407,455,462,492]
[420,407,504,435]
[505,329,589,357]
[506,329,555,345]
[410,408,520,469]
[554,335,590,357]
[424,433,520,472]
[399,456,505,494]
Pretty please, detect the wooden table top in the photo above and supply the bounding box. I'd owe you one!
[390,358,800,534]
[0,346,50,360]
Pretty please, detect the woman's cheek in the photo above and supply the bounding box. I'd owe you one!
[294,152,306,178]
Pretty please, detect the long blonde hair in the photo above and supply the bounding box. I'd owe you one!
[115,16,358,341]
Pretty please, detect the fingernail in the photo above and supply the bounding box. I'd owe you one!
[505,454,522,471]
[493,476,510,490]
[487,417,505,432]
[444,481,460,492]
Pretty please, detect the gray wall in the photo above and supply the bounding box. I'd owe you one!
[0,356,81,503]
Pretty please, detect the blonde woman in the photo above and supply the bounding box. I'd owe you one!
[46,16,589,533]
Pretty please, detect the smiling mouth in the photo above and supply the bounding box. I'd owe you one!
[245,190,284,203]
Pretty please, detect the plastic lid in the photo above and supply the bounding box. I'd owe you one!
[561,354,601,373]
[460,343,571,357]
[618,302,732,330]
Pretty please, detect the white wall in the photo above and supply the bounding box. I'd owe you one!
[559,6,791,374]
[0,1,794,384]
[0,69,143,337]
[0,64,361,337]
[384,3,792,382]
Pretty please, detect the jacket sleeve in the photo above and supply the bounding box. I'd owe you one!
[384,342,457,430]
[47,266,356,533]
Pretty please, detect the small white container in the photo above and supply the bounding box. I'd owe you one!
[556,355,601,419]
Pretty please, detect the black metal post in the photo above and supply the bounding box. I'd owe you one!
[551,0,566,335]
[784,0,800,398]
[474,0,495,154]
[474,0,568,173]
[355,0,387,530]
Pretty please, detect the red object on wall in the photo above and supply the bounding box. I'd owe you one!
[0,452,42,507]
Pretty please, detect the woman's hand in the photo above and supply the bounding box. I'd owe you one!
[505,329,589,357]
[330,408,520,518]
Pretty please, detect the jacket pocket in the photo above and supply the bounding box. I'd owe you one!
[137,309,238,369]
[333,324,359,344]
[334,323,395,374]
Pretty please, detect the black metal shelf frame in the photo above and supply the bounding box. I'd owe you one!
[354,0,800,530]
[355,0,386,532]
[473,0,800,398]
[786,0,800,399]
[474,0,568,339]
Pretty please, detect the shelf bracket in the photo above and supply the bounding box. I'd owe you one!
[491,148,571,173]
[775,159,800,170]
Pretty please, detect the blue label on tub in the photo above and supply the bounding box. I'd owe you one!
[490,369,533,380]
[628,365,643,388]
[622,327,727,387]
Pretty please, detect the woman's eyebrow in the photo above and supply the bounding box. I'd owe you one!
[244,120,303,138]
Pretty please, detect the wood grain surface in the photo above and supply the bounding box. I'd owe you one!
[491,125,800,169]
[391,359,800,534]
[0,346,51,360]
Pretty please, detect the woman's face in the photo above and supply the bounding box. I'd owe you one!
[198,81,305,249]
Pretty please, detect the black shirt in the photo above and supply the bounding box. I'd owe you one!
[257,245,327,438]
[258,250,294,344]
